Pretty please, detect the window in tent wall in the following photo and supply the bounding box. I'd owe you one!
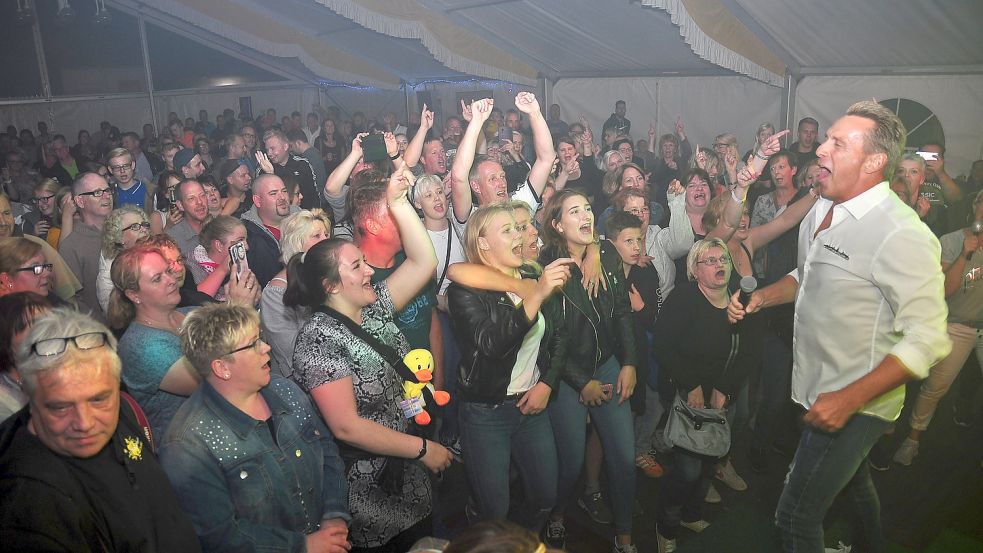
[878,98,945,151]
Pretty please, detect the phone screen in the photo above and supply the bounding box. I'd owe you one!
[229,241,249,281]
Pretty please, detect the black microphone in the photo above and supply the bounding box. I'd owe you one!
[738,275,757,312]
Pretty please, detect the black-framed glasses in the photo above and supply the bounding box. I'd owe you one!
[224,337,265,357]
[122,221,151,233]
[109,163,133,173]
[696,255,731,266]
[77,187,111,198]
[32,195,55,204]
[30,332,109,357]
[16,263,53,275]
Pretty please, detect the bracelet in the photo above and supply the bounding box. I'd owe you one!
[731,188,745,203]
[389,152,400,160]
[413,438,428,460]
[754,151,770,161]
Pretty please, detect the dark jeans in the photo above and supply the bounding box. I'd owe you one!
[752,330,793,451]
[549,356,636,534]
[776,413,892,553]
[437,311,461,443]
[460,398,557,531]
[656,447,716,539]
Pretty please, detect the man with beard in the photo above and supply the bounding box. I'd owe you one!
[166,179,210,259]
[260,130,318,211]
[60,173,114,321]
[218,159,253,218]
[730,101,951,553]
[241,173,299,287]
[449,93,554,233]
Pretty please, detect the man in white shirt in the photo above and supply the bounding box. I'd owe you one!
[730,100,951,553]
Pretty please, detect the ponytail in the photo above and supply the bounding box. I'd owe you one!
[283,237,346,309]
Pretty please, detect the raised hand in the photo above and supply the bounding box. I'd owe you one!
[470,98,494,124]
[514,92,541,115]
[350,132,369,158]
[759,129,790,157]
[255,151,274,174]
[460,99,473,122]
[420,103,434,131]
[674,116,685,138]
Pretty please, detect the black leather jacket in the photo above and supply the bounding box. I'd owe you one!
[447,270,567,404]
[541,245,638,392]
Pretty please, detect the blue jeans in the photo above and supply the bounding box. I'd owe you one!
[549,356,636,534]
[776,413,892,553]
[459,398,557,532]
[656,447,716,539]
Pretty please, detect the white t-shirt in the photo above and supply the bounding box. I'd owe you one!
[426,225,467,296]
[506,299,545,395]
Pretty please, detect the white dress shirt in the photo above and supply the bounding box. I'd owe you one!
[791,181,952,421]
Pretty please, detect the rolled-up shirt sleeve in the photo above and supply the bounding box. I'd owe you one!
[872,226,952,379]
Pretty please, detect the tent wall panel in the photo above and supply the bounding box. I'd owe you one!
[0,97,155,144]
[552,77,781,152]
[795,75,983,176]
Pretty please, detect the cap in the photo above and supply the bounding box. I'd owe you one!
[219,158,247,183]
[172,148,196,170]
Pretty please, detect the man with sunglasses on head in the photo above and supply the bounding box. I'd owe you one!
[58,173,114,322]
[0,308,201,552]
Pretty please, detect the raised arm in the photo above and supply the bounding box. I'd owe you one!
[450,99,493,222]
[656,180,696,259]
[384,163,438,311]
[403,104,433,169]
[447,262,537,298]
[747,191,818,251]
[515,92,555,195]
[323,134,366,199]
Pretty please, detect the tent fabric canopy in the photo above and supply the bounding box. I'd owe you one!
[106,0,983,90]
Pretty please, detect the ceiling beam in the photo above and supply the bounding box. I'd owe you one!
[799,65,983,76]
[718,0,800,76]
[444,0,522,13]
[555,68,738,80]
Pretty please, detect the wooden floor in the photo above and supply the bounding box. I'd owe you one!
[432,382,983,553]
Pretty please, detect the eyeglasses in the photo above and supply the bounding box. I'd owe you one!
[32,195,55,204]
[224,337,265,357]
[627,207,650,216]
[122,221,151,233]
[30,332,109,357]
[77,187,111,198]
[109,163,132,173]
[165,255,187,274]
[696,255,731,266]
[16,263,53,275]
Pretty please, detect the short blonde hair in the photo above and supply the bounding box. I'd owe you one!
[463,202,514,265]
[180,303,259,378]
[101,206,148,259]
[686,237,729,281]
[281,209,332,262]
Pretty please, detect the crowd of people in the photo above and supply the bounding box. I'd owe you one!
[0,93,977,553]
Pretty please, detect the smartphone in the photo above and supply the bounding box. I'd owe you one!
[361,133,388,163]
[916,151,939,161]
[600,383,614,400]
[229,241,249,281]
[497,127,513,142]
[168,185,177,204]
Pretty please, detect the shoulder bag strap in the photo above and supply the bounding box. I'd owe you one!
[120,391,155,452]
[434,228,454,294]
[312,305,417,383]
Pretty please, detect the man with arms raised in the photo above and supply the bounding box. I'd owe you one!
[450,93,554,230]
[730,101,951,553]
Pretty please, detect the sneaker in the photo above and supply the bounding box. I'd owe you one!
[892,438,919,466]
[442,438,463,463]
[953,404,973,428]
[656,527,677,553]
[715,459,748,491]
[636,452,665,478]
[680,519,711,533]
[613,540,638,553]
[867,443,891,471]
[824,541,852,552]
[543,518,566,549]
[749,447,769,474]
[704,482,722,504]
[578,490,613,524]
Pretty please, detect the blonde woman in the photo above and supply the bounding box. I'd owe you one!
[96,206,150,313]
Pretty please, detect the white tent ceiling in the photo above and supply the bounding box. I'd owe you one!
[110,0,983,91]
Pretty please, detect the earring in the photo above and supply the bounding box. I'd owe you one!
[223,372,231,380]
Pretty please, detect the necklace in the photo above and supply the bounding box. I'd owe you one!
[141,311,179,333]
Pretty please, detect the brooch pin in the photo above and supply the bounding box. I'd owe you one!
[123,436,143,461]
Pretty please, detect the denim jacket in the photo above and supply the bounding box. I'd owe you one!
[159,377,350,553]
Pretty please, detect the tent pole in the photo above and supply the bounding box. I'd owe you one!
[138,15,160,136]
[404,82,411,124]
[780,72,797,147]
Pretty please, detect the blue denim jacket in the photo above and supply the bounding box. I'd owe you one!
[160,377,350,553]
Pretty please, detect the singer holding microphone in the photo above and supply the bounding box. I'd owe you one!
[890,190,983,466]
[728,101,951,553]
[651,237,753,552]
